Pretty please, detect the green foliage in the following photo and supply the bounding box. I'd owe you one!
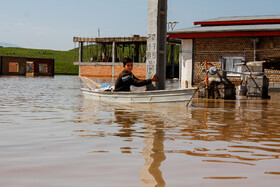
[0,47,79,75]
[76,43,179,63]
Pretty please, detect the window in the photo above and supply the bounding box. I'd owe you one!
[222,56,244,76]
[39,64,48,73]
[9,62,19,73]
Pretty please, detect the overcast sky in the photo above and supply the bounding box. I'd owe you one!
[0,0,279,50]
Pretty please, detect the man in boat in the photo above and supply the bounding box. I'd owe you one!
[114,58,158,91]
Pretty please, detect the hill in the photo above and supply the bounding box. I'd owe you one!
[0,42,21,48]
[0,47,79,75]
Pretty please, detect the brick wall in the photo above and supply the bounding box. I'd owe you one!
[81,65,112,77]
[193,36,280,84]
[1,56,54,76]
[80,64,146,78]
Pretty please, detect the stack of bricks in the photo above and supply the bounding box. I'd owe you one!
[265,69,280,82]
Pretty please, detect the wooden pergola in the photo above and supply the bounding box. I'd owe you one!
[73,36,147,63]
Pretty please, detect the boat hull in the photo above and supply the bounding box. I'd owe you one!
[81,88,197,107]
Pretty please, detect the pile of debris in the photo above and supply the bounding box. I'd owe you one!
[198,68,236,100]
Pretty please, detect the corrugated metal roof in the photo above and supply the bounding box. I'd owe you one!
[196,15,280,22]
[169,24,280,34]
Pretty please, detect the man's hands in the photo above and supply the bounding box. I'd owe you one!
[151,73,159,82]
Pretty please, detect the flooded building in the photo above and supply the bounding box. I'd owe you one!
[0,56,54,76]
[168,15,280,88]
[73,36,179,79]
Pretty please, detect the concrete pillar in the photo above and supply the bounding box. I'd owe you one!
[112,42,116,63]
[79,42,84,62]
[180,39,193,88]
[146,0,167,90]
[112,42,116,78]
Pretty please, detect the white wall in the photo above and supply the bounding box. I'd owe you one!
[179,39,193,88]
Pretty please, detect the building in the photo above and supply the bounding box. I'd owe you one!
[0,56,54,76]
[168,15,280,88]
[73,36,179,79]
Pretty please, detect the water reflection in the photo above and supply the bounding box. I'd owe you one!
[75,91,280,185]
[2,76,280,186]
[113,108,166,186]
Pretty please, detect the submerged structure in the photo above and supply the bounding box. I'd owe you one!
[0,56,54,76]
[73,36,179,79]
[73,36,148,78]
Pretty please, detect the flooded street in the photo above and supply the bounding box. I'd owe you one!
[1,76,280,187]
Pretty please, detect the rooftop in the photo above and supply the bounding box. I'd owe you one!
[194,15,280,26]
[73,36,147,43]
[169,15,280,39]
[196,15,280,23]
[169,24,280,34]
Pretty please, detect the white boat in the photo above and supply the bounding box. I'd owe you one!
[81,87,197,107]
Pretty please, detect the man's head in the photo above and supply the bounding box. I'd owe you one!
[123,58,133,73]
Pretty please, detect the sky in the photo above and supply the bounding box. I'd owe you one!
[0,0,280,51]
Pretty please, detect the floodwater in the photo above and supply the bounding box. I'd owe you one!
[0,76,280,187]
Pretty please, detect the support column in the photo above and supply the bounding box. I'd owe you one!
[170,44,175,78]
[112,42,117,78]
[112,42,117,63]
[78,42,84,76]
[79,42,84,62]
[146,0,167,90]
[180,39,193,88]
[134,43,140,62]
[101,43,106,61]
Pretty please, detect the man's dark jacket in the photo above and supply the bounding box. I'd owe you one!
[114,70,152,91]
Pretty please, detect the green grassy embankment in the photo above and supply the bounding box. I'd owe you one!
[0,47,79,75]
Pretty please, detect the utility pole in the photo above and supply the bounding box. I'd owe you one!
[146,0,167,90]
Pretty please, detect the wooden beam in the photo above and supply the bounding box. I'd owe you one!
[73,36,147,43]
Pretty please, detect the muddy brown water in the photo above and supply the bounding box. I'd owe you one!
[0,76,280,187]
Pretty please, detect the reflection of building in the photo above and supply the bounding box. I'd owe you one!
[0,56,54,76]
[168,15,280,88]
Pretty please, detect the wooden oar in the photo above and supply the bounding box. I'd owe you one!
[83,76,101,88]
[79,76,102,90]
[79,76,95,90]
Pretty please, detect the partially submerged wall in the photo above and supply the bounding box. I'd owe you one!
[77,62,146,78]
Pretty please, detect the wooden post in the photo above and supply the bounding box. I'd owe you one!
[134,43,140,62]
[146,0,167,90]
[79,42,84,62]
[170,44,175,78]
